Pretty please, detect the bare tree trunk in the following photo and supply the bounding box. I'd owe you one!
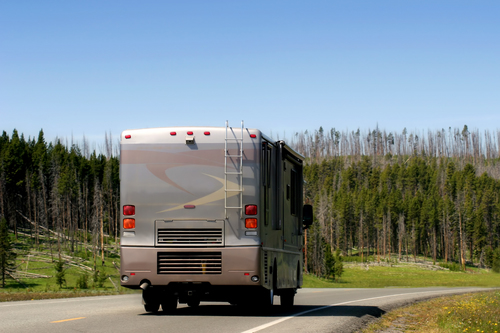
[398,214,405,262]
[387,210,391,261]
[432,224,437,265]
[40,166,53,261]
[101,195,104,265]
[459,210,466,270]
[360,212,364,262]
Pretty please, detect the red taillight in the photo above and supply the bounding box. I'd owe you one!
[245,218,257,229]
[250,134,257,138]
[245,204,257,215]
[123,205,135,215]
[184,205,195,209]
[123,218,135,229]
[170,132,177,136]
[187,131,193,135]
[125,135,131,139]
[204,131,210,135]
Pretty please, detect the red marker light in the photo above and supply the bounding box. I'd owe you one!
[204,131,210,135]
[123,205,135,215]
[187,131,193,135]
[250,134,257,138]
[184,205,195,209]
[170,132,177,136]
[125,135,131,139]
[245,205,257,215]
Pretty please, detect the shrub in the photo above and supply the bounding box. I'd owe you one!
[439,262,462,272]
[76,274,89,289]
[54,260,66,288]
[492,248,500,273]
[323,245,344,281]
[484,245,494,267]
[93,269,107,288]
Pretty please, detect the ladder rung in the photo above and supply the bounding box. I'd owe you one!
[225,154,243,158]
[226,138,243,141]
[225,189,242,192]
[226,206,242,209]
[225,172,242,175]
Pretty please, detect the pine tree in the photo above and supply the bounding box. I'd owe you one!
[0,217,16,288]
[54,259,66,288]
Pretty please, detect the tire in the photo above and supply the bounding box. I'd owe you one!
[280,289,295,308]
[261,286,274,306]
[187,299,200,307]
[144,302,160,313]
[161,296,178,313]
[142,288,160,313]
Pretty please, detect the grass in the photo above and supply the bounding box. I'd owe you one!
[303,264,500,288]
[361,290,500,333]
[0,231,136,301]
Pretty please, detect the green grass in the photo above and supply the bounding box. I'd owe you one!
[437,291,500,332]
[1,231,131,298]
[361,290,500,333]
[303,264,500,288]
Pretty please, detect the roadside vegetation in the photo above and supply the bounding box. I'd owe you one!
[297,127,500,279]
[361,290,500,333]
[0,230,135,302]
[1,127,500,304]
[303,259,500,289]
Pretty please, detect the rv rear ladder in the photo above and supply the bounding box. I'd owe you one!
[224,120,244,219]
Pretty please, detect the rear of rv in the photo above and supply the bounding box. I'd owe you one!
[119,126,264,293]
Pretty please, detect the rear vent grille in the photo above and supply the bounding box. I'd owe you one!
[157,252,222,275]
[157,228,223,247]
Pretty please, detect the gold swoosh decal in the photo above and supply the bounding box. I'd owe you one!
[157,174,240,213]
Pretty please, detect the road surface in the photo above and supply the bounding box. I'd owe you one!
[0,287,489,333]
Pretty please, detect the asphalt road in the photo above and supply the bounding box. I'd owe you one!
[0,287,489,333]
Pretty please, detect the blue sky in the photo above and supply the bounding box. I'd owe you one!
[1,1,499,147]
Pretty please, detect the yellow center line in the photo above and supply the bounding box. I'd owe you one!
[51,317,86,323]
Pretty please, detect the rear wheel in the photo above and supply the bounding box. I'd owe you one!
[261,287,274,306]
[280,289,295,308]
[142,288,160,313]
[144,302,160,313]
[161,295,178,313]
[187,299,200,307]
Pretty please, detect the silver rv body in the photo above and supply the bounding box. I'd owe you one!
[120,123,312,311]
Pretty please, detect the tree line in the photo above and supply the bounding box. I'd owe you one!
[292,126,500,276]
[2,126,500,283]
[0,129,119,271]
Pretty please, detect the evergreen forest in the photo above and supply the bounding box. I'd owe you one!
[1,126,500,287]
[0,129,119,277]
[291,126,500,276]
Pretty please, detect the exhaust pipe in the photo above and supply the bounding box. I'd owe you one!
[140,282,150,290]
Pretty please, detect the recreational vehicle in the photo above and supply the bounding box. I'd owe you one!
[120,122,313,312]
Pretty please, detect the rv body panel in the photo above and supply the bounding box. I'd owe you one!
[120,246,260,286]
[120,127,261,248]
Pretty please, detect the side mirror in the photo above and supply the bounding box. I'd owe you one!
[302,204,313,229]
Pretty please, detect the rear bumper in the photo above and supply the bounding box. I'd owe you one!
[120,246,261,288]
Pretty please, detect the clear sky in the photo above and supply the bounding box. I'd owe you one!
[1,1,499,147]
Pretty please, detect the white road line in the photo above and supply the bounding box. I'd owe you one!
[240,289,466,333]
